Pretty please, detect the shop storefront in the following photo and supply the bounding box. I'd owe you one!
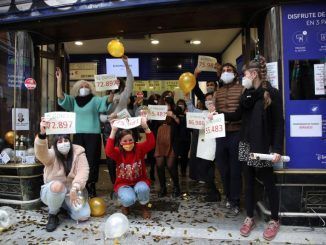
[0,0,325,226]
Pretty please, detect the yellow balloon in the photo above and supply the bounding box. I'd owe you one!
[178,72,196,94]
[107,40,124,58]
[89,197,106,217]
[4,131,14,145]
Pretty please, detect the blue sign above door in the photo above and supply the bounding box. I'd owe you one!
[282,3,326,169]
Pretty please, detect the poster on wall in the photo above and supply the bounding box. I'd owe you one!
[282,3,326,169]
[266,62,279,89]
[12,108,29,131]
[69,62,97,80]
[314,64,325,95]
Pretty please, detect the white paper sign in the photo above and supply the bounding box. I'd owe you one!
[186,112,205,129]
[314,64,325,95]
[0,152,10,164]
[148,105,168,121]
[94,74,120,92]
[290,115,322,137]
[113,117,141,129]
[25,156,36,164]
[197,55,217,72]
[12,108,29,131]
[204,114,226,139]
[44,112,76,135]
[117,108,131,119]
[266,62,279,89]
[196,129,216,161]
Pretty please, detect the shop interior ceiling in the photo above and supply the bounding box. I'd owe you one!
[1,0,311,48]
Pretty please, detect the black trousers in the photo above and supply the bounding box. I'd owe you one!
[215,131,242,207]
[146,148,156,180]
[101,124,116,186]
[177,140,190,175]
[73,133,102,183]
[244,164,279,221]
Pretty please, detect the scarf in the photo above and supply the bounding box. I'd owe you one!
[75,94,93,107]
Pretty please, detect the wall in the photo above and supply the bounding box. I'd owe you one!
[221,34,242,66]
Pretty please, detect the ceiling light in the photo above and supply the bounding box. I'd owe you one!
[151,39,159,45]
[190,40,201,45]
[74,41,83,46]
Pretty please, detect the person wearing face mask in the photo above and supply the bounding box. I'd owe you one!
[35,118,90,232]
[155,92,181,198]
[213,63,244,216]
[223,56,283,241]
[105,117,155,219]
[185,92,221,202]
[175,99,191,177]
[56,66,113,198]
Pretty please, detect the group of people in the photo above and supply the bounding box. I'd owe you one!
[34,55,284,241]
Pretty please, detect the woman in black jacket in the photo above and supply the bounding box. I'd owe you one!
[223,57,283,241]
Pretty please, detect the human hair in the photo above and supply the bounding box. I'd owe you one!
[148,93,160,105]
[244,55,271,108]
[176,99,187,108]
[204,92,213,100]
[71,80,97,97]
[117,77,126,93]
[222,63,239,82]
[52,135,73,176]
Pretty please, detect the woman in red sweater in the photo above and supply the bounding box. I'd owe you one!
[105,117,155,219]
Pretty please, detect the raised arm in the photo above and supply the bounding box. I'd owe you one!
[105,123,121,162]
[56,67,64,100]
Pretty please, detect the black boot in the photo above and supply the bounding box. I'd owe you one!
[158,186,167,198]
[204,182,221,202]
[87,182,97,198]
[46,214,59,232]
[172,186,181,198]
[157,165,167,198]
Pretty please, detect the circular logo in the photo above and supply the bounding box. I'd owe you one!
[136,92,144,98]
[24,78,36,90]
[292,31,308,46]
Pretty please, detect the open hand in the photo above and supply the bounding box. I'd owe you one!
[40,117,49,134]
[55,67,62,82]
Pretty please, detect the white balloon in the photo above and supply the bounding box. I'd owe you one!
[15,0,33,11]
[26,147,34,156]
[104,213,129,239]
[70,189,88,212]
[44,0,77,10]
[0,206,16,230]
[0,0,10,14]
[1,148,14,160]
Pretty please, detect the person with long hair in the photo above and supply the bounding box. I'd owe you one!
[224,56,283,241]
[35,118,90,232]
[105,117,155,219]
[155,91,181,197]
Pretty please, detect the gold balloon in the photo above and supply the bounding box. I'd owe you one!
[89,197,106,217]
[4,131,14,145]
[178,72,196,94]
[107,40,125,58]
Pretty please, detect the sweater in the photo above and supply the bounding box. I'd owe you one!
[105,131,155,192]
[58,93,109,134]
[34,136,89,190]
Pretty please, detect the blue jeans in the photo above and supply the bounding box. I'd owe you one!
[117,181,150,207]
[40,181,91,221]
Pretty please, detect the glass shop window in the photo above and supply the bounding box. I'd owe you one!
[289,59,326,100]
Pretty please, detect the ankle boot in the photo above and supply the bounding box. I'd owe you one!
[46,214,59,232]
[158,186,167,198]
[141,205,151,219]
[172,186,181,198]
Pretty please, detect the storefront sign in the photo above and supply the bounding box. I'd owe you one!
[186,112,205,129]
[165,80,179,91]
[148,105,168,120]
[133,81,148,92]
[266,62,279,89]
[94,74,119,91]
[44,112,76,135]
[24,78,36,90]
[12,108,29,131]
[290,115,322,137]
[148,81,162,91]
[314,64,325,95]
[113,117,141,129]
[69,62,97,80]
[204,114,226,139]
[282,3,326,168]
[197,55,217,72]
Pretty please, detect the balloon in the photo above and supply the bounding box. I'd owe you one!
[137,105,149,117]
[1,148,14,160]
[178,72,196,94]
[104,213,129,239]
[71,189,88,212]
[89,197,106,217]
[107,40,124,58]
[26,147,35,156]
[4,131,14,145]
[0,206,16,232]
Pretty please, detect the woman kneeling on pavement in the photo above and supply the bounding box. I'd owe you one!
[35,118,90,232]
[105,117,155,219]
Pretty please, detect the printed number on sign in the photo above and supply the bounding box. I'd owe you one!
[47,121,73,129]
[97,80,119,88]
[205,125,223,134]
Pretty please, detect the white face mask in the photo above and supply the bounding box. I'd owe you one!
[242,77,253,89]
[221,72,235,84]
[206,87,215,93]
[57,142,71,155]
[113,93,120,103]
[79,87,90,97]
